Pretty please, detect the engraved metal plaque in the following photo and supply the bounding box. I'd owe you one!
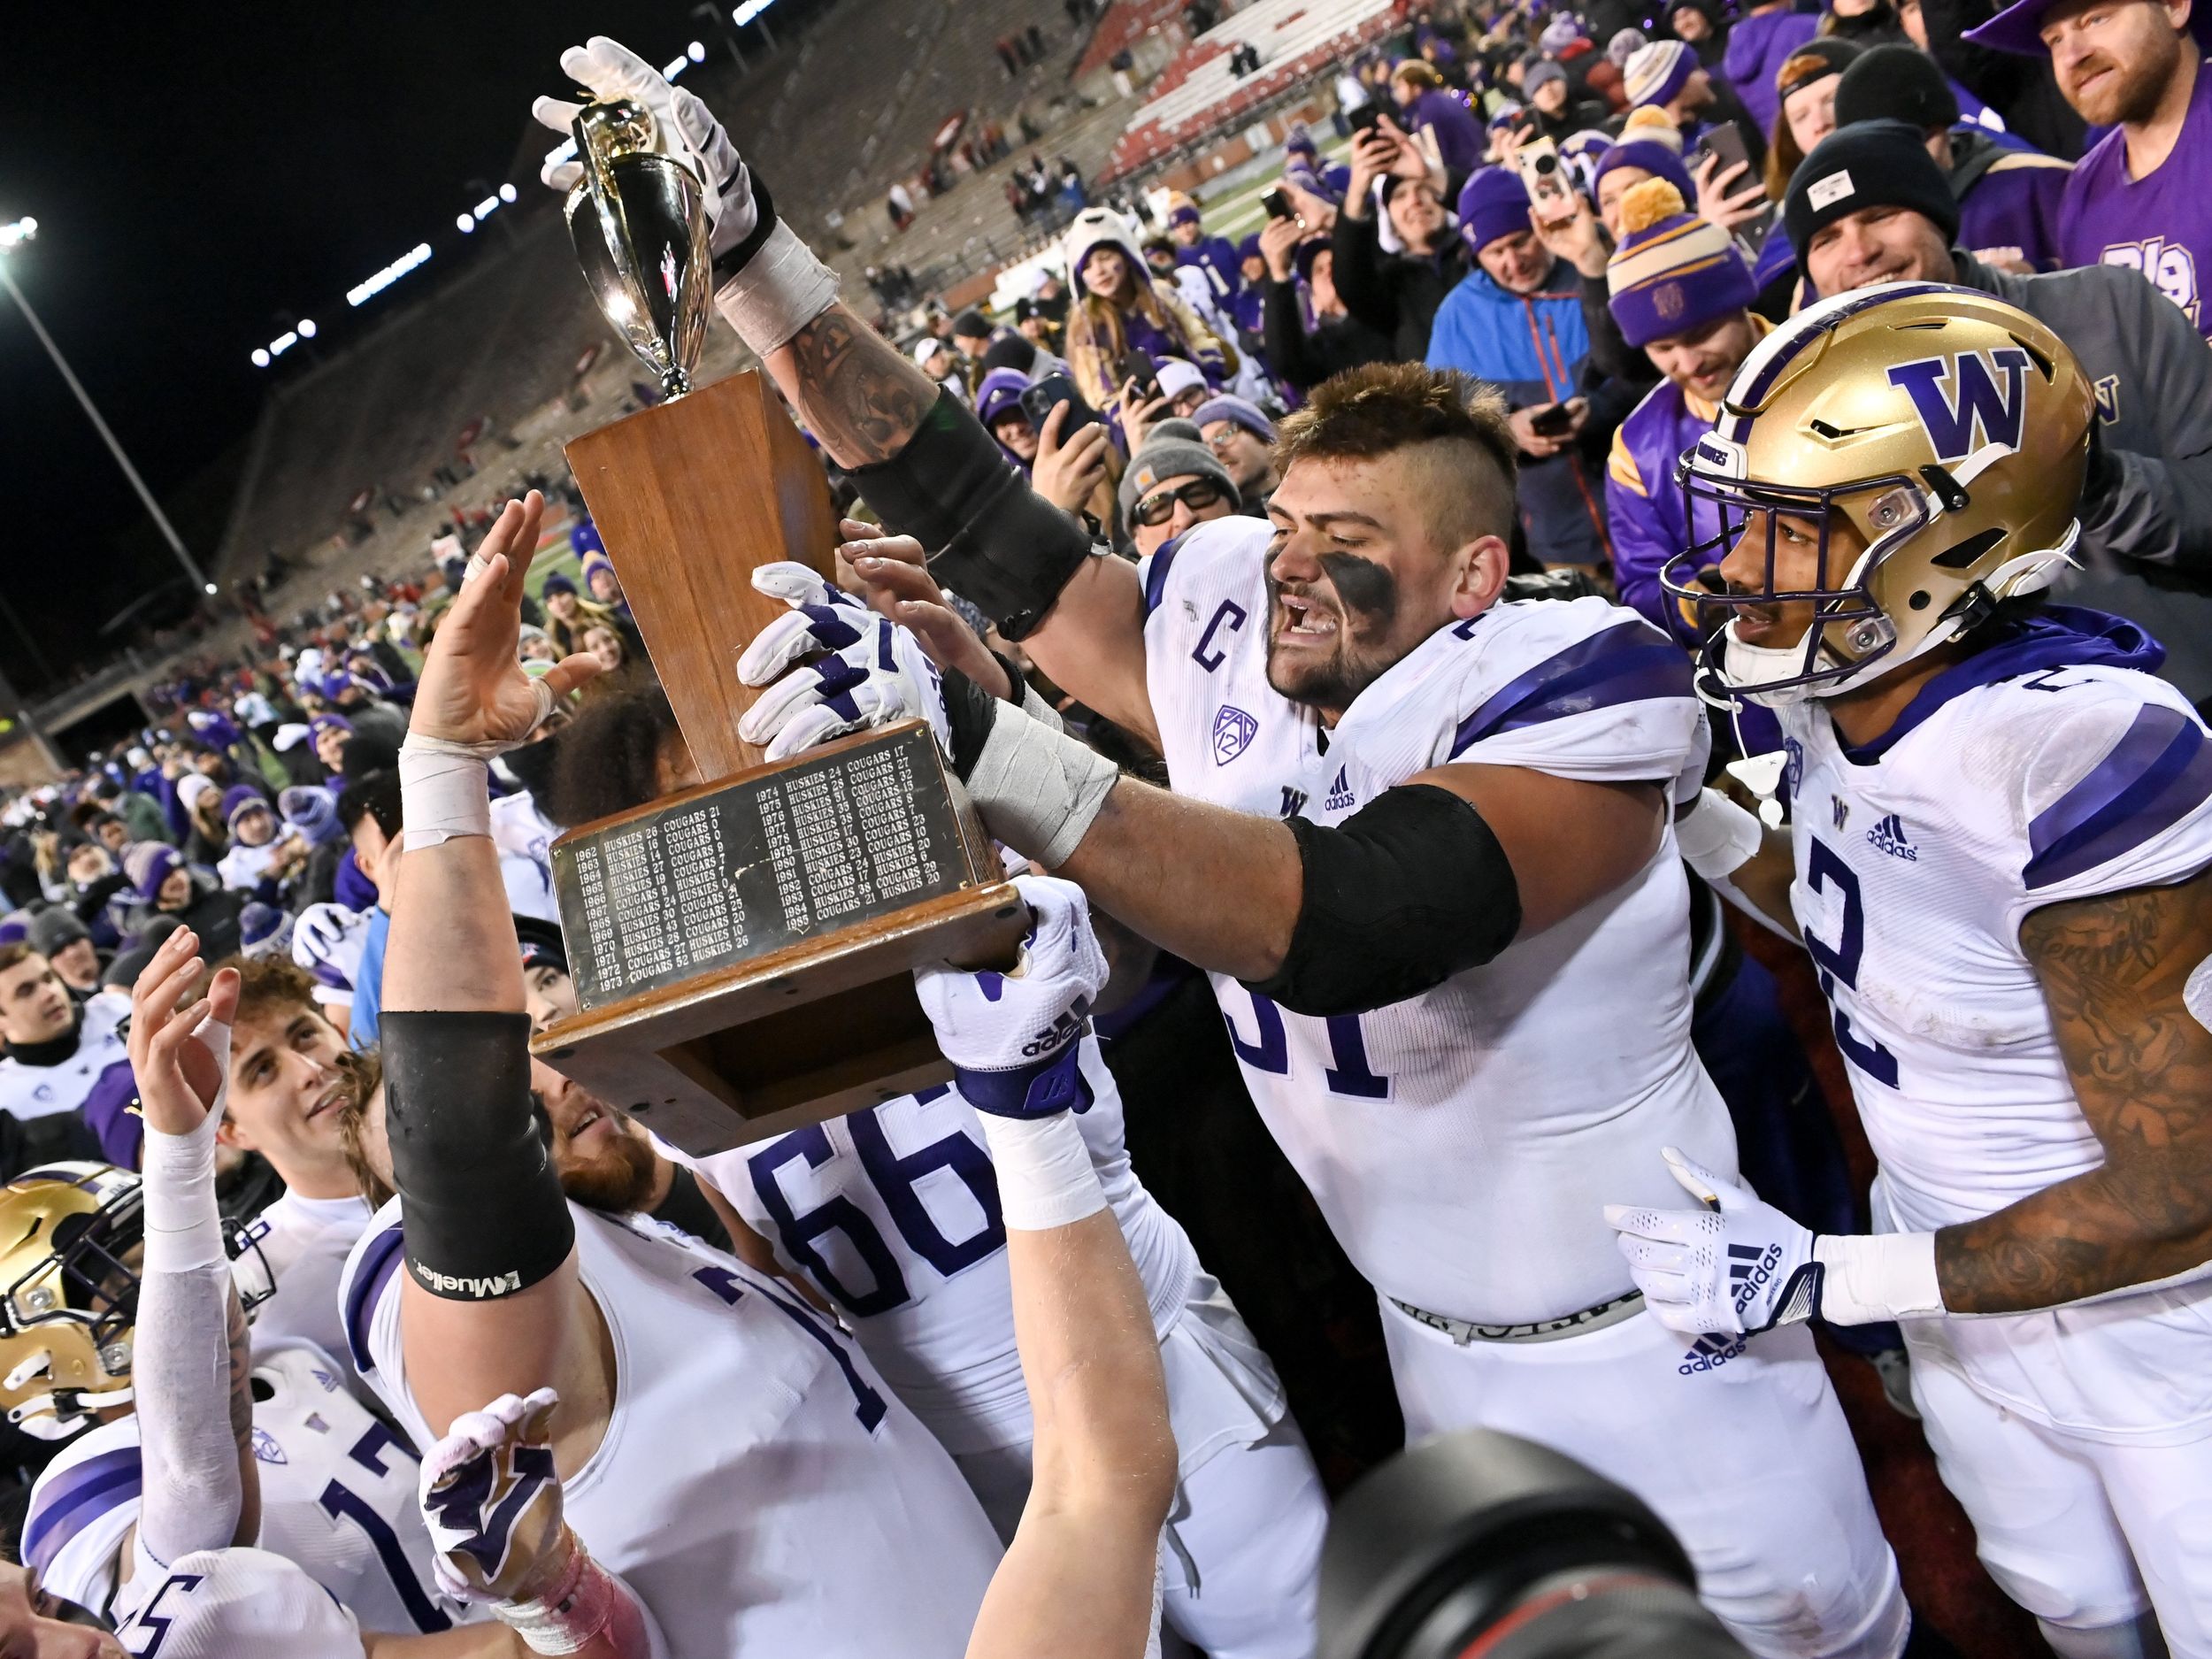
[552,721,976,1012]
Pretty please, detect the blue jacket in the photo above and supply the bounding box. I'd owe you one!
[1425,266,1609,566]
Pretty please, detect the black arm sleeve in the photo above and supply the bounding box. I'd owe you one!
[1262,278,1326,396]
[846,388,1094,640]
[382,1010,573,1300]
[1329,211,1402,345]
[1248,785,1522,1018]
[1578,268,1656,388]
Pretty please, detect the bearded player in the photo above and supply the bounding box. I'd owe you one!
[1606,283,2212,1659]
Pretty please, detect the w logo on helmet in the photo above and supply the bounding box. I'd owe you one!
[1886,347,2032,461]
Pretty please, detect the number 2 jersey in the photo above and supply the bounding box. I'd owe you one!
[1140,518,1736,1325]
[24,1341,459,1636]
[1772,607,2212,1444]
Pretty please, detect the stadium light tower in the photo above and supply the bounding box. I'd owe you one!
[0,219,217,597]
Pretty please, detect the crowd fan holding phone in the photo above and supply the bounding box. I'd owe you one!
[7,1,2212,1654]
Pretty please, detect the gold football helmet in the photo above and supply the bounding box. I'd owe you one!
[0,1164,142,1440]
[1666,282,2094,704]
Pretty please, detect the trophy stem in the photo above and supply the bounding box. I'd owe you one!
[658,366,694,401]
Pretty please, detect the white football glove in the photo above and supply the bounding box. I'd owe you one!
[292,902,371,1002]
[1604,1148,1821,1337]
[530,35,755,257]
[735,563,948,763]
[914,875,1108,1118]
[420,1387,565,1605]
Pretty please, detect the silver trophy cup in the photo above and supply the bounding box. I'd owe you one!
[565,98,713,399]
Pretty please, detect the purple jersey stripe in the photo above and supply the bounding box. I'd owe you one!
[25,1448,142,1576]
[1450,621,1693,756]
[346,1225,406,1373]
[2024,704,2212,890]
[1142,535,1186,618]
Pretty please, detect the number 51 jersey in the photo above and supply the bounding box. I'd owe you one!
[1140,518,1735,1328]
[1774,614,2212,1444]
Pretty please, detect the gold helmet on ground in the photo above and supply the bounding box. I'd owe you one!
[1666,282,2095,704]
[0,1163,142,1440]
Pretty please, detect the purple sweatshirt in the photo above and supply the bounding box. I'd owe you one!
[2058,65,2212,336]
[1606,379,1732,645]
[1952,130,2074,269]
[1402,88,1486,182]
[1721,8,1818,137]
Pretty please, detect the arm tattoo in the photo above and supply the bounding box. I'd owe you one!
[780,305,933,466]
[1936,872,2212,1313]
[226,1289,253,1448]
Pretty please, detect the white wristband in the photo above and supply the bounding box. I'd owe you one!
[1676,787,1763,880]
[141,1087,227,1276]
[1813,1231,1946,1325]
[974,1111,1106,1232]
[399,738,493,849]
[710,219,840,355]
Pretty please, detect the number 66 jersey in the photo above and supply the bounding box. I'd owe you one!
[1771,610,2212,1443]
[1140,518,1734,1328]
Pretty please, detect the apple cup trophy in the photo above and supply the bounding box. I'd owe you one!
[531,96,1025,1152]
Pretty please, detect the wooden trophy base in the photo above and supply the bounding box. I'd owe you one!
[529,720,1026,1156]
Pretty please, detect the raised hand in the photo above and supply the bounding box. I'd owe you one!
[1030,400,1111,518]
[420,1387,567,1604]
[127,927,236,1138]
[734,561,947,762]
[836,520,1012,699]
[410,494,599,753]
[531,36,755,256]
[914,875,1109,1118]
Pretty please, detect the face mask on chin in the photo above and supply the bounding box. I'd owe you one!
[1720,620,1823,706]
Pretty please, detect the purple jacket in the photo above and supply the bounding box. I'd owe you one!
[1606,378,1732,644]
[1175,235,1245,304]
[1721,9,1818,137]
[1953,131,2073,269]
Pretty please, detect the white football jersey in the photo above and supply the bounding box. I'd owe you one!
[340,1196,1001,1659]
[115,1547,368,1659]
[25,1343,458,1636]
[0,989,133,1121]
[1776,641,2212,1442]
[1141,518,1734,1325]
[231,1191,374,1382]
[691,1037,1203,1454]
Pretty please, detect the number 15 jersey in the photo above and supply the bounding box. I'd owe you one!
[1140,518,1735,1327]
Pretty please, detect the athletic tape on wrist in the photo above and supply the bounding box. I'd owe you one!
[964,705,1117,869]
[711,219,839,355]
[399,745,491,849]
[141,1094,227,1275]
[1812,1231,1945,1325]
[975,1111,1106,1232]
[1676,788,1763,880]
[494,1536,641,1656]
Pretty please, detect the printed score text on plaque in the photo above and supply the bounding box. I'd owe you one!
[550,722,969,1010]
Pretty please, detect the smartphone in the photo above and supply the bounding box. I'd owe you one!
[1514,135,1574,218]
[1262,188,1294,221]
[1528,402,1576,438]
[1348,103,1387,136]
[1019,373,1101,436]
[1693,123,1753,181]
[1116,349,1161,399]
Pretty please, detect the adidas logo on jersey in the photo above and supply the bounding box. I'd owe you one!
[1865,813,1917,861]
[1678,1333,1747,1375]
[1322,766,1356,811]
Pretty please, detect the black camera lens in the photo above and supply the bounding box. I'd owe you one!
[1318,1431,1749,1659]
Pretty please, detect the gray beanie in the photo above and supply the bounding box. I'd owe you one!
[1118,419,1239,519]
[27,907,90,959]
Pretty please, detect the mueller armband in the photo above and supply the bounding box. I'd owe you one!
[382,1011,572,1300]
[848,388,1094,640]
[1248,785,1522,1018]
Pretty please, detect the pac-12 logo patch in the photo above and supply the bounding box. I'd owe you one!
[1213,705,1258,765]
[1886,347,2030,461]
[251,1427,287,1465]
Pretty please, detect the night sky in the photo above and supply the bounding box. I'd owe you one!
[0,1,720,693]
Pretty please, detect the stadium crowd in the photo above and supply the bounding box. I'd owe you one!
[3,0,2212,1651]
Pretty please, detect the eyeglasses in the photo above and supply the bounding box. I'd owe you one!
[1133,479,1225,528]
